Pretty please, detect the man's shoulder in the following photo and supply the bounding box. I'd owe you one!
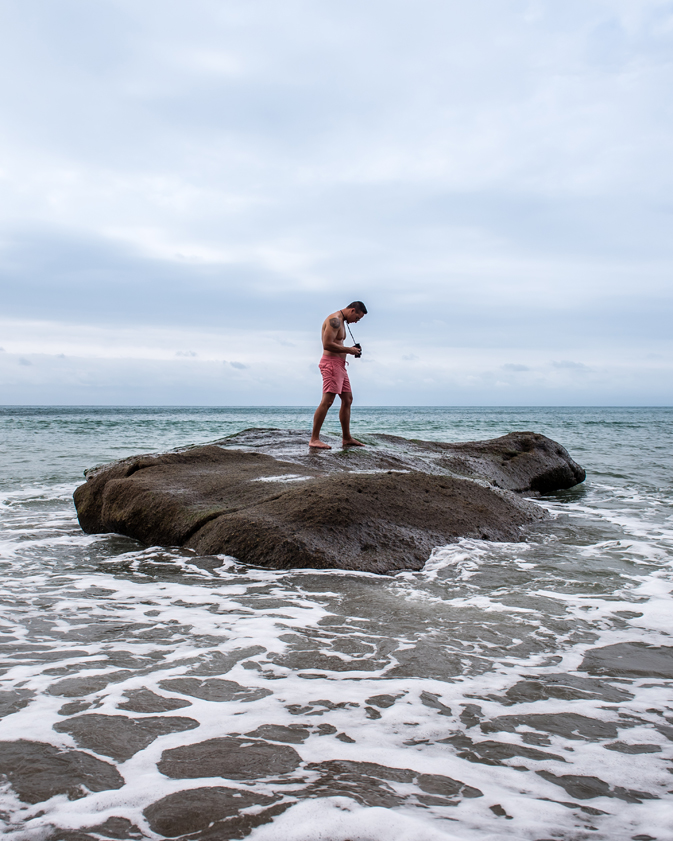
[325,311,342,327]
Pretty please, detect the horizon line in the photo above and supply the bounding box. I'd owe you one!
[1,404,672,410]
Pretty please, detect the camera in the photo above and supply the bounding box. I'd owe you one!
[354,343,362,358]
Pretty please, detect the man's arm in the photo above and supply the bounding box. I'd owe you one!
[322,317,359,355]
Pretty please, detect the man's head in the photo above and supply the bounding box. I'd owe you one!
[344,301,367,323]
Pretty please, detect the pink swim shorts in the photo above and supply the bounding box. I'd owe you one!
[319,355,351,394]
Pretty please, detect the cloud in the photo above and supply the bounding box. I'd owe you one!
[0,339,670,405]
[230,361,248,369]
[18,357,32,366]
[502,363,529,372]
[552,360,590,371]
[0,0,672,404]
[176,350,198,357]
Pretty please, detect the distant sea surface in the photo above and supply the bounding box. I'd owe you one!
[0,406,672,841]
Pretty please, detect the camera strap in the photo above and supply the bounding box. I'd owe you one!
[340,311,358,345]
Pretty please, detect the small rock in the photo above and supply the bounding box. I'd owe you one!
[54,713,199,761]
[158,677,271,703]
[157,736,302,780]
[117,688,192,713]
[579,643,673,679]
[0,740,124,804]
[143,786,280,838]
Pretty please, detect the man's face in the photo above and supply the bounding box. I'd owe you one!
[347,309,364,324]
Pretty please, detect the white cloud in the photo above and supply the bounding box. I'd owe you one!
[552,360,590,370]
[0,0,672,404]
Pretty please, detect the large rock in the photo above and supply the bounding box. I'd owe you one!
[73,429,585,573]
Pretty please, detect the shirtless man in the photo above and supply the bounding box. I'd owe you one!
[309,301,367,449]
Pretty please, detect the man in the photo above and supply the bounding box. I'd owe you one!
[309,301,367,449]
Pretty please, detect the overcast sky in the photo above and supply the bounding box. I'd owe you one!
[1,0,672,405]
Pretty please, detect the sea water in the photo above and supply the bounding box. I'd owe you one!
[0,407,671,841]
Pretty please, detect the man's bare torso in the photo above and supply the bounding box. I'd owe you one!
[321,310,347,358]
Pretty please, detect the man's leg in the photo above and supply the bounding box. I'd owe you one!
[339,392,364,447]
[309,392,336,448]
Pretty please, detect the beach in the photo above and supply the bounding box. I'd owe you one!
[0,406,671,840]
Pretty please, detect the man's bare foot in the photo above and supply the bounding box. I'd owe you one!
[308,439,332,449]
[342,438,365,448]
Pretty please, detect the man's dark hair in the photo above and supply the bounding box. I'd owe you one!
[347,301,367,315]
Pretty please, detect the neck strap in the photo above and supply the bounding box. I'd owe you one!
[340,310,357,344]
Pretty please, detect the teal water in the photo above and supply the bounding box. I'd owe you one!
[3,405,671,488]
[0,407,672,841]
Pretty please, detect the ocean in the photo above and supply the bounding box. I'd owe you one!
[0,406,671,841]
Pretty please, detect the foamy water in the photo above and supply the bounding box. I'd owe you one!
[0,407,671,841]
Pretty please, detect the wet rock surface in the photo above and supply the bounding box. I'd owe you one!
[76,817,143,839]
[481,711,621,741]
[137,758,485,839]
[73,428,585,572]
[48,816,145,841]
[47,672,133,698]
[501,672,634,704]
[158,677,272,703]
[536,770,658,803]
[440,733,567,766]
[157,736,303,779]
[117,687,192,713]
[0,739,124,803]
[605,741,662,754]
[143,786,285,839]
[244,724,311,743]
[299,759,483,807]
[53,713,200,761]
[0,688,34,718]
[579,642,673,679]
